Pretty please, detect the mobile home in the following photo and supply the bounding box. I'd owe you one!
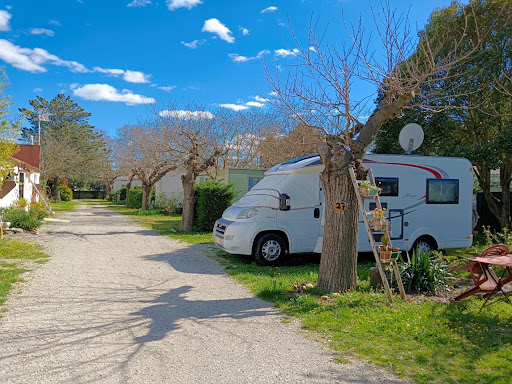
[213,154,473,265]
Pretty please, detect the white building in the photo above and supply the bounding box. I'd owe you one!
[154,169,184,199]
[113,175,142,191]
[0,145,42,209]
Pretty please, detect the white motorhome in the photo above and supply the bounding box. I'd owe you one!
[213,154,473,265]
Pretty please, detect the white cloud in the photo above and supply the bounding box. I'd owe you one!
[274,48,299,57]
[123,70,150,83]
[49,20,61,26]
[245,101,264,108]
[202,18,234,43]
[30,28,55,37]
[167,0,201,10]
[240,27,249,36]
[219,104,249,111]
[73,84,155,105]
[260,6,277,13]
[93,67,124,76]
[158,85,176,92]
[252,95,269,103]
[269,91,278,96]
[181,39,205,49]
[33,88,43,93]
[0,10,12,31]
[127,0,151,7]
[0,39,88,73]
[92,66,150,83]
[159,110,214,119]
[228,54,249,63]
[229,50,269,63]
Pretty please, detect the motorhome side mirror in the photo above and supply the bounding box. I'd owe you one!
[279,193,291,211]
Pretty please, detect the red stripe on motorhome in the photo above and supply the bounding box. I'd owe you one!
[363,161,443,179]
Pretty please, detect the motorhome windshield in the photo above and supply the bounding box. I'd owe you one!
[233,175,288,209]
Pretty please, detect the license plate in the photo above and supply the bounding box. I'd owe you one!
[214,236,224,247]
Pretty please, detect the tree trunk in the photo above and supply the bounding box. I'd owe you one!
[52,176,61,202]
[181,177,196,232]
[476,164,512,231]
[141,184,152,211]
[498,162,512,229]
[125,177,133,208]
[317,166,358,292]
[105,182,113,201]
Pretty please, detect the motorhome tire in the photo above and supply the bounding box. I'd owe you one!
[255,234,286,265]
[413,237,436,254]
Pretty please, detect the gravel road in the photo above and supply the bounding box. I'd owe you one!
[0,203,407,384]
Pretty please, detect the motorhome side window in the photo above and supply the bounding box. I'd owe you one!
[426,179,459,204]
[375,177,398,197]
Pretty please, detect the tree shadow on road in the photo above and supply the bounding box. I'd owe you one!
[131,285,276,344]
[143,250,224,275]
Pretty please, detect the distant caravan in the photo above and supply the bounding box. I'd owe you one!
[214,154,473,265]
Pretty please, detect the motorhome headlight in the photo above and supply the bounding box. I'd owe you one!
[236,207,261,219]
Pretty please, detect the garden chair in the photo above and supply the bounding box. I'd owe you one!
[451,244,512,302]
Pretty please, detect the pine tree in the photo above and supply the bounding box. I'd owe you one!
[20,94,107,200]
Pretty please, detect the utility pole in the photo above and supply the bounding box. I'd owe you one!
[36,108,51,145]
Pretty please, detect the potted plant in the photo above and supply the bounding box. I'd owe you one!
[371,207,387,231]
[379,235,392,262]
[359,181,380,198]
[14,198,28,211]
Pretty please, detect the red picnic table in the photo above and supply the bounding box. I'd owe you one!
[466,253,512,310]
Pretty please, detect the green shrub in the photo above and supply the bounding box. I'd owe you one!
[118,186,127,201]
[30,202,49,220]
[155,192,183,215]
[128,186,143,209]
[13,198,28,207]
[2,207,43,230]
[59,184,73,201]
[399,248,453,294]
[482,226,512,248]
[194,181,235,232]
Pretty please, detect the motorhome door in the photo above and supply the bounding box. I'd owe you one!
[276,173,322,253]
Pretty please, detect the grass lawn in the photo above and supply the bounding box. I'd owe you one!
[50,200,79,213]
[100,201,511,383]
[214,251,512,384]
[0,239,49,311]
[99,202,212,244]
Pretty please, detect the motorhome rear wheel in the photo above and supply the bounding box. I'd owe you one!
[413,237,437,254]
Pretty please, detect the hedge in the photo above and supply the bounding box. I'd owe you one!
[118,186,127,201]
[194,181,235,232]
[128,186,143,209]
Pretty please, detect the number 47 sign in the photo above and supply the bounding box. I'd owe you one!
[334,201,347,212]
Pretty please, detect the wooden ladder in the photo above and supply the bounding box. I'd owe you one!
[349,167,406,302]
[28,178,56,218]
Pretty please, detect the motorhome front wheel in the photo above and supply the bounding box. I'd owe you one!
[255,234,286,266]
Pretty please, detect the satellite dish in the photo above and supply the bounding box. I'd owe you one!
[399,123,424,154]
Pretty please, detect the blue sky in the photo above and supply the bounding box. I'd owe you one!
[0,0,455,137]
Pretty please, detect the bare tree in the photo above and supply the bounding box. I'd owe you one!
[115,122,177,210]
[156,104,223,231]
[259,123,324,168]
[210,111,265,177]
[97,134,119,199]
[266,5,480,292]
